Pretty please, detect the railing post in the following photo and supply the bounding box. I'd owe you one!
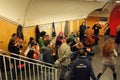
[55,68,58,80]
[0,50,58,80]
[3,56,8,80]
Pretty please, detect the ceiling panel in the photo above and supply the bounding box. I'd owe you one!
[0,0,107,27]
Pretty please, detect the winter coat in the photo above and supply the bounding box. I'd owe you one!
[71,56,97,80]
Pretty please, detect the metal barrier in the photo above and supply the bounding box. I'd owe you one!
[0,49,58,80]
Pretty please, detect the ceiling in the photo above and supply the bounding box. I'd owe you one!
[0,0,118,27]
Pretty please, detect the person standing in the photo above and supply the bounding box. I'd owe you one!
[115,24,120,54]
[38,31,46,48]
[104,23,110,41]
[8,33,23,80]
[92,21,102,46]
[8,33,23,61]
[92,21,102,36]
[42,40,58,64]
[58,38,73,80]
[79,21,88,42]
[71,48,97,80]
[97,38,118,80]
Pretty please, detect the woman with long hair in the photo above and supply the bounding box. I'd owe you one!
[97,38,118,80]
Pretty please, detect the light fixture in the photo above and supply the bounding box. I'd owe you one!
[116,0,120,3]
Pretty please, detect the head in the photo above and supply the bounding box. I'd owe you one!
[17,25,23,31]
[44,40,52,48]
[29,37,36,46]
[11,33,17,39]
[44,35,50,41]
[105,22,109,27]
[74,37,80,43]
[102,38,115,57]
[66,38,73,45]
[59,32,64,36]
[29,37,34,42]
[40,31,46,37]
[78,48,86,56]
[82,21,86,26]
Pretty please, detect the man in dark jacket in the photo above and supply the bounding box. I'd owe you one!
[42,40,58,64]
[79,21,87,42]
[71,48,97,80]
[92,21,102,36]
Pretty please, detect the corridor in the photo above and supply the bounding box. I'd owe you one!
[91,36,120,80]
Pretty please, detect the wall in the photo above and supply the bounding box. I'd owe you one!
[110,4,120,36]
[0,17,106,54]
[0,18,36,55]
[86,16,106,36]
[0,18,17,51]
[22,26,36,55]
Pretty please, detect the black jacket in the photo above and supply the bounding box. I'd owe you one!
[71,56,97,80]
[92,24,101,35]
[42,47,58,64]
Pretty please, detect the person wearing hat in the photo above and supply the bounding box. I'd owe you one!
[71,48,97,80]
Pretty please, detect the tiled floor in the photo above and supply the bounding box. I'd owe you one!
[91,36,120,80]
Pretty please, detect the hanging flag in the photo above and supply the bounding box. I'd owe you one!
[64,21,68,37]
[52,22,56,37]
[35,25,40,43]
[17,25,24,40]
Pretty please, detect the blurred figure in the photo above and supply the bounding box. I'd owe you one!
[8,33,23,60]
[104,23,110,41]
[97,39,118,80]
[42,40,58,64]
[79,21,88,42]
[8,33,23,80]
[115,25,120,54]
[38,31,46,48]
[24,37,39,56]
[8,33,18,52]
[92,21,102,36]
[55,32,64,50]
[69,32,76,41]
[71,37,82,52]
[92,21,102,46]
[26,43,40,60]
[71,48,97,80]
[58,38,73,80]
[25,37,40,60]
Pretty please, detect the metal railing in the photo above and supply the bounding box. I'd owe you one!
[0,49,58,80]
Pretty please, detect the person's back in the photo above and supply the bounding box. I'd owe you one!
[71,49,97,80]
[71,57,90,80]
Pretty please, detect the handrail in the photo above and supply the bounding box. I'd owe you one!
[0,49,58,80]
[0,49,56,68]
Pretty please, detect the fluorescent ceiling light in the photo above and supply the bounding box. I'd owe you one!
[116,1,120,3]
[86,0,110,2]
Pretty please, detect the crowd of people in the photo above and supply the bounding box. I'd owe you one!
[2,21,120,80]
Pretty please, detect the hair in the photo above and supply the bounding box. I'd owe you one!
[102,38,115,57]
[44,40,51,46]
[29,37,34,42]
[105,22,109,25]
[40,31,46,37]
[78,48,86,56]
[66,38,73,44]
[116,24,120,32]
[12,33,17,37]
[81,21,86,25]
